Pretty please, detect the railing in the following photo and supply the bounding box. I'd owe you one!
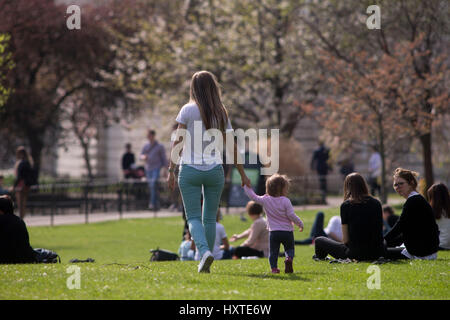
[21,179,158,225]
[17,173,348,225]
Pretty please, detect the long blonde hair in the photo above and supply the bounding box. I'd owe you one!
[189,71,229,132]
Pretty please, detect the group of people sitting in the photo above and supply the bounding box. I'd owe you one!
[312,168,448,262]
[179,201,269,261]
[1,166,449,266]
[179,167,449,266]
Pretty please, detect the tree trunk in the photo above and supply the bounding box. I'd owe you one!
[377,114,388,204]
[80,140,94,181]
[419,132,434,197]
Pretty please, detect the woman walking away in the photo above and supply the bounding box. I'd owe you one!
[314,173,384,261]
[167,71,250,273]
[13,147,35,219]
[243,174,304,274]
[384,168,439,260]
[427,183,450,251]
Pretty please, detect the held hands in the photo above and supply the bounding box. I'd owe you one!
[241,175,251,188]
[230,234,239,242]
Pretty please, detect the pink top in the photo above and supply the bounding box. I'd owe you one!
[243,185,304,232]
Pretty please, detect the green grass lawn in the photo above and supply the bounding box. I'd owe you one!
[0,208,449,300]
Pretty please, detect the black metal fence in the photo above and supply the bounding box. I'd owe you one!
[22,179,159,225]
[19,174,342,222]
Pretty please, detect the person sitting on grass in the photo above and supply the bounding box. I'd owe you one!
[193,210,232,261]
[384,168,439,260]
[313,173,384,262]
[212,210,232,260]
[427,182,450,251]
[382,205,399,236]
[0,175,10,196]
[179,229,195,261]
[243,174,304,274]
[295,212,342,245]
[0,195,37,264]
[229,201,269,259]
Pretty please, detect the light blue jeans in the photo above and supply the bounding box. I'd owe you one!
[178,164,224,257]
[146,168,160,208]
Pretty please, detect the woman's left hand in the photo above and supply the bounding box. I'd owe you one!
[167,172,176,191]
[241,175,251,188]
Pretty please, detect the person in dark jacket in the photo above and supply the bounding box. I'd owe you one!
[384,168,439,260]
[121,143,136,179]
[0,195,37,264]
[311,141,330,203]
[313,173,384,261]
[382,205,399,236]
[13,146,35,219]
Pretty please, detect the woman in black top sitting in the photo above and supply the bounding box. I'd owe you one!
[314,173,384,261]
[384,168,439,260]
[0,195,37,264]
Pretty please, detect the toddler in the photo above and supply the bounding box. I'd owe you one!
[243,174,304,274]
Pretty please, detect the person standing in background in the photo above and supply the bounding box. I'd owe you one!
[121,143,136,179]
[368,146,382,197]
[311,141,330,203]
[140,130,168,211]
[13,147,35,219]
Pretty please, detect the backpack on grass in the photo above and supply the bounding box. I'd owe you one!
[34,248,61,263]
[149,248,179,261]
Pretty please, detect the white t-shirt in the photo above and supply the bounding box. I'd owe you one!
[175,103,232,171]
[324,216,342,241]
[436,216,450,249]
[368,152,382,178]
[212,223,227,260]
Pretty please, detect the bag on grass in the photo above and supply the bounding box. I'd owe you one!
[34,248,61,263]
[149,248,179,261]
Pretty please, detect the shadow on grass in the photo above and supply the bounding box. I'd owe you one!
[222,272,317,282]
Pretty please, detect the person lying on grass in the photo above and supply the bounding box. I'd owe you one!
[295,211,342,245]
[243,174,304,274]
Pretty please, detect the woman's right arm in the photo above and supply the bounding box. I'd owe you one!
[341,224,349,245]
